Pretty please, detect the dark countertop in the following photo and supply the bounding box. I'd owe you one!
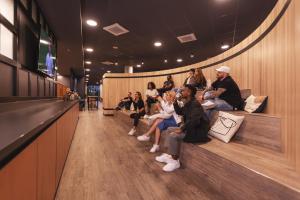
[0,99,78,169]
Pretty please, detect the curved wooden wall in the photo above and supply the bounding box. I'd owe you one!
[103,0,300,172]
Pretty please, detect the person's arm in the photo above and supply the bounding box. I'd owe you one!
[160,101,175,114]
[173,101,184,116]
[207,88,226,99]
[181,102,204,132]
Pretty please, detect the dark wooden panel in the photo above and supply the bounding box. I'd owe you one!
[45,80,50,97]
[38,77,45,97]
[30,73,38,97]
[0,63,15,97]
[18,69,29,96]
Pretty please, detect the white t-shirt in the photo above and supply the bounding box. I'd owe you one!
[145,89,158,98]
[160,101,182,124]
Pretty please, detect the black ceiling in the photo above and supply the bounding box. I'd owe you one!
[37,0,278,84]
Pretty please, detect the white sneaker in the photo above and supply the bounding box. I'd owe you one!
[155,153,172,163]
[149,144,160,153]
[128,129,136,136]
[137,135,150,141]
[163,159,180,172]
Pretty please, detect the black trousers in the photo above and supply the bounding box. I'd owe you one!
[130,112,145,127]
[117,101,131,110]
[146,97,156,113]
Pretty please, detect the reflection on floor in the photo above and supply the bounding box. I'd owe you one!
[55,108,225,200]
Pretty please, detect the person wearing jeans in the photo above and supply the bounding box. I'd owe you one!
[199,66,243,120]
[156,85,210,172]
[128,92,145,136]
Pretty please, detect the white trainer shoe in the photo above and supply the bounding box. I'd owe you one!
[128,128,136,136]
[137,135,150,141]
[149,144,160,153]
[155,153,172,163]
[163,159,180,172]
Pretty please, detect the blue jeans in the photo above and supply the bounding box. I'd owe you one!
[205,98,233,120]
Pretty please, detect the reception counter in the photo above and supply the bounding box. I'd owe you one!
[0,99,79,200]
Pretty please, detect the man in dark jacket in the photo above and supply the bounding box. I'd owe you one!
[155,85,210,172]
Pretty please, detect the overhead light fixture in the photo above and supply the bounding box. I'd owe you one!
[221,44,230,50]
[86,19,98,27]
[112,46,119,49]
[141,62,144,65]
[107,70,111,73]
[85,68,90,72]
[136,64,141,68]
[86,74,90,77]
[85,48,94,52]
[190,54,194,58]
[85,61,92,65]
[154,41,162,47]
[164,59,168,63]
[40,39,50,45]
[114,62,118,66]
[177,58,183,63]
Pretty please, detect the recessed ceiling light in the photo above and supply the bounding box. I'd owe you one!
[86,19,98,27]
[112,46,119,49]
[85,68,90,72]
[164,59,168,63]
[221,44,230,50]
[190,54,194,58]
[114,62,118,66]
[154,41,162,47]
[137,64,141,68]
[107,70,111,73]
[141,62,144,65]
[86,74,90,77]
[85,48,94,52]
[85,61,92,65]
[177,58,183,63]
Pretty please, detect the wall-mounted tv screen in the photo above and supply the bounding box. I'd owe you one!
[38,29,56,77]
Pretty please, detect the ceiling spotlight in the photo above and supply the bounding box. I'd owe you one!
[86,74,90,77]
[141,62,144,65]
[86,19,98,27]
[221,44,230,50]
[107,70,111,73]
[85,61,92,65]
[137,64,141,68]
[85,48,94,52]
[154,41,162,47]
[85,68,90,72]
[190,54,194,58]
[112,46,119,49]
[177,58,183,63]
[164,59,168,63]
[115,62,118,66]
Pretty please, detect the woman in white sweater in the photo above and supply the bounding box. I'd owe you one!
[137,91,182,153]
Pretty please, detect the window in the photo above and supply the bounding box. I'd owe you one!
[0,0,14,24]
[0,24,14,59]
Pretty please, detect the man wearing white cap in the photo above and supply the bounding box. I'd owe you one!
[201,66,243,118]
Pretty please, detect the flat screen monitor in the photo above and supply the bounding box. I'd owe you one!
[37,29,56,77]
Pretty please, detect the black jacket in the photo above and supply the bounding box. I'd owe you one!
[173,98,210,143]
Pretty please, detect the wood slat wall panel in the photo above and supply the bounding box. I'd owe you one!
[103,0,300,173]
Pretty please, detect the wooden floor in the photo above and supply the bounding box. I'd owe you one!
[55,109,226,200]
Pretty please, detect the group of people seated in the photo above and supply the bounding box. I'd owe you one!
[115,66,243,172]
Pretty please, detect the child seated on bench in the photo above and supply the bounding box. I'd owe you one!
[137,91,182,153]
[156,85,210,172]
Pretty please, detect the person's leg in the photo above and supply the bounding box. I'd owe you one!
[145,118,164,136]
[214,98,233,111]
[128,113,139,135]
[154,127,161,145]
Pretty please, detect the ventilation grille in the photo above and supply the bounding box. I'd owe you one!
[101,61,114,65]
[177,33,197,43]
[103,23,129,36]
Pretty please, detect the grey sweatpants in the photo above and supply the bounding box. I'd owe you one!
[163,127,186,156]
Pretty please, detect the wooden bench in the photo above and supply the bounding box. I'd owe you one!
[114,110,300,199]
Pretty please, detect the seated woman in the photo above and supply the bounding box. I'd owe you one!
[194,68,207,90]
[137,91,182,153]
[145,82,159,115]
[115,92,133,110]
[157,75,175,97]
[128,92,146,136]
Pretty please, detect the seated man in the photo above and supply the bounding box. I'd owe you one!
[155,85,210,172]
[157,75,175,97]
[115,92,133,111]
[200,66,244,119]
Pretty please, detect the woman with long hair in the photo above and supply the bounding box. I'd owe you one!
[194,68,207,90]
[128,92,146,136]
